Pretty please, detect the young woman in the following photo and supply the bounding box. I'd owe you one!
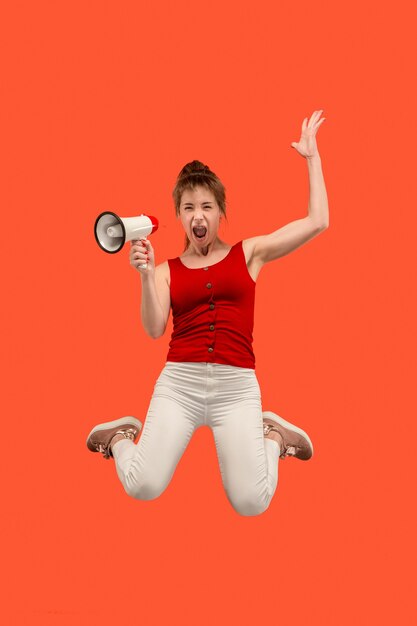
[87,110,329,516]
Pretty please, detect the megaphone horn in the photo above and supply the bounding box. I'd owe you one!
[94,212,159,254]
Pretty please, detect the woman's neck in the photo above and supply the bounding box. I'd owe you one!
[185,237,227,258]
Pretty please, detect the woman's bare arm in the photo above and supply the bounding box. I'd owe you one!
[130,239,171,338]
[140,262,171,338]
[246,110,329,267]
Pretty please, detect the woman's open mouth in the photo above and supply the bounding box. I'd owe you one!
[192,226,207,239]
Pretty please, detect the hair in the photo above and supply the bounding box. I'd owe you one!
[172,160,227,250]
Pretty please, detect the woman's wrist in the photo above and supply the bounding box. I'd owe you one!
[306,152,321,165]
[139,268,156,282]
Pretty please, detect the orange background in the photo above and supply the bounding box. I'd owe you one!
[1,1,415,624]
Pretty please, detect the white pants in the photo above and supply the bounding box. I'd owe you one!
[112,362,280,516]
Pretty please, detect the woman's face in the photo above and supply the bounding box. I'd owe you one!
[179,186,221,249]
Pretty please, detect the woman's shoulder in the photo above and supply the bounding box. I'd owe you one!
[155,260,171,287]
[156,260,170,276]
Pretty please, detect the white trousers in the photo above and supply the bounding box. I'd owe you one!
[112,362,280,516]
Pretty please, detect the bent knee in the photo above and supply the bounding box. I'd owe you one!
[123,476,167,501]
[228,493,271,517]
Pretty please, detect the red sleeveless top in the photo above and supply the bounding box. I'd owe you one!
[166,241,256,369]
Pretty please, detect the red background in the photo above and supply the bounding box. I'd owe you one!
[1,1,415,624]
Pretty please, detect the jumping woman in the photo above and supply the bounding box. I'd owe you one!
[86,109,329,516]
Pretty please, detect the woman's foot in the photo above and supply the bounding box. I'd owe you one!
[262,411,313,460]
[86,416,143,459]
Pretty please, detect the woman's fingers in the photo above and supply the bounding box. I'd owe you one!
[307,110,324,129]
[131,239,148,253]
[130,237,155,272]
[131,248,147,259]
[144,237,154,248]
[130,241,148,260]
[131,248,148,259]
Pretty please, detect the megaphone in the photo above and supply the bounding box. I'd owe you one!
[94,211,159,254]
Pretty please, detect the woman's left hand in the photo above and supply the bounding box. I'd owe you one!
[291,110,326,159]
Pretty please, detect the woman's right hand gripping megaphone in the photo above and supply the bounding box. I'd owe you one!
[130,237,155,273]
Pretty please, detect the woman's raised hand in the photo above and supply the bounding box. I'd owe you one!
[291,110,326,159]
[130,238,155,274]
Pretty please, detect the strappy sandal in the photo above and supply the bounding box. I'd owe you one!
[263,411,313,461]
[86,416,143,459]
